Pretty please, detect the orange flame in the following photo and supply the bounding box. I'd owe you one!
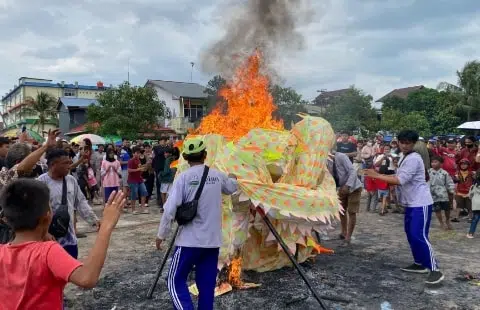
[194,51,283,141]
[227,257,244,288]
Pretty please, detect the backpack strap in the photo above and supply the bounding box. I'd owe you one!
[61,177,67,205]
[194,166,210,201]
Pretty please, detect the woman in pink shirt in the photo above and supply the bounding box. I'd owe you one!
[101,149,121,203]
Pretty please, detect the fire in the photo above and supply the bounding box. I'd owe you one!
[227,257,244,288]
[194,51,283,141]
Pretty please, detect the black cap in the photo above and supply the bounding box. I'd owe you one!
[447,138,455,143]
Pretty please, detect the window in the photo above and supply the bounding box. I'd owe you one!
[64,89,75,96]
[183,104,204,122]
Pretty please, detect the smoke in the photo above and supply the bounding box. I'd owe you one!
[200,0,313,80]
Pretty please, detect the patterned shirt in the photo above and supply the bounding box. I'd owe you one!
[428,168,455,202]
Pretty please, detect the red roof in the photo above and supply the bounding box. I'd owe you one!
[66,122,100,135]
[376,85,424,103]
[66,123,175,136]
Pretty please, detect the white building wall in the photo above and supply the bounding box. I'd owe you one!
[152,85,181,126]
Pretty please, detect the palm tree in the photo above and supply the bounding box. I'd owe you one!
[20,91,58,134]
[438,60,480,121]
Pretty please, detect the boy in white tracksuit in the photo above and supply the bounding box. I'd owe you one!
[156,138,238,310]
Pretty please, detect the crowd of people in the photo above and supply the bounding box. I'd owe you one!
[0,126,479,309]
[331,130,480,287]
[0,129,194,309]
[336,131,480,237]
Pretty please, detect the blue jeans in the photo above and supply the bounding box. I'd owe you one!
[469,211,480,234]
[128,182,148,200]
[167,247,219,310]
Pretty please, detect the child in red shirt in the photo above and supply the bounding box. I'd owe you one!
[452,159,474,222]
[0,179,125,310]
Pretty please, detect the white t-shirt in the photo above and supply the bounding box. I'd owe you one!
[157,165,238,248]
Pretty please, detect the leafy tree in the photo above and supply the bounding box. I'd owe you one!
[87,82,170,140]
[438,60,480,121]
[204,75,227,113]
[381,108,431,137]
[321,87,378,134]
[20,91,58,133]
[270,85,308,129]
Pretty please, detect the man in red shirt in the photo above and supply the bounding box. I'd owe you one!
[127,146,149,214]
[0,179,126,310]
[456,136,479,171]
[439,138,457,177]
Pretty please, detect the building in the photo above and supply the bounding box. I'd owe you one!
[145,80,208,135]
[313,88,350,113]
[1,77,108,133]
[57,97,99,135]
[374,85,425,110]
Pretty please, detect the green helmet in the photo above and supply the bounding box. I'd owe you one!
[182,138,206,155]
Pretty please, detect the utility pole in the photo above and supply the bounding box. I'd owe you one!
[127,58,130,84]
[190,62,195,82]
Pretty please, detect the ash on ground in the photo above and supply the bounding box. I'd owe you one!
[66,205,479,310]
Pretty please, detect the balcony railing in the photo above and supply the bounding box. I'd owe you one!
[168,117,196,133]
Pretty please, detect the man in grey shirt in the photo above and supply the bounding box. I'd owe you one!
[37,149,99,259]
[328,150,363,246]
[156,138,237,310]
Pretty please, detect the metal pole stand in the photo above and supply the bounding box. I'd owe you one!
[255,206,328,310]
[147,225,180,299]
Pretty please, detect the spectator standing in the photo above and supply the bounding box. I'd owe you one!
[439,138,458,177]
[142,143,155,205]
[92,144,105,199]
[127,146,149,214]
[452,159,474,223]
[160,148,175,203]
[153,137,168,207]
[119,146,131,205]
[364,130,444,285]
[37,149,100,258]
[101,149,122,203]
[428,156,455,230]
[457,136,479,171]
[336,131,357,163]
[0,137,10,169]
[467,173,480,238]
[390,139,400,156]
[374,145,396,215]
[328,151,363,246]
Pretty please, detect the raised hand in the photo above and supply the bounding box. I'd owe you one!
[101,191,126,230]
[46,129,61,147]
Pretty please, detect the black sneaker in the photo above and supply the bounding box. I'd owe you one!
[401,263,429,274]
[425,271,444,285]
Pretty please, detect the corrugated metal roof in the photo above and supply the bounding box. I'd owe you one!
[2,81,109,100]
[147,80,208,99]
[58,97,98,108]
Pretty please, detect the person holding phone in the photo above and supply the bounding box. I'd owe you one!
[363,130,444,285]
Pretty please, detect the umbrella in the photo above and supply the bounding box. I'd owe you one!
[457,121,480,130]
[103,135,122,145]
[71,134,106,145]
[1,128,45,143]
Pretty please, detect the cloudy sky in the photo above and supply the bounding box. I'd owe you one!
[0,0,478,102]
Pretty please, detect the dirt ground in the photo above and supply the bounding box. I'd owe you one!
[67,199,480,310]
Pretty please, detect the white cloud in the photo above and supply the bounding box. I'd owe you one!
[0,0,478,102]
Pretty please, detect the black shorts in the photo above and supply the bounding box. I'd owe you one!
[433,201,450,212]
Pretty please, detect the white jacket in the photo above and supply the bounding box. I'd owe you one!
[468,184,480,211]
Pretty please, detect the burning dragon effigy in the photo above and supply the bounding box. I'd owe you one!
[175,51,341,294]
